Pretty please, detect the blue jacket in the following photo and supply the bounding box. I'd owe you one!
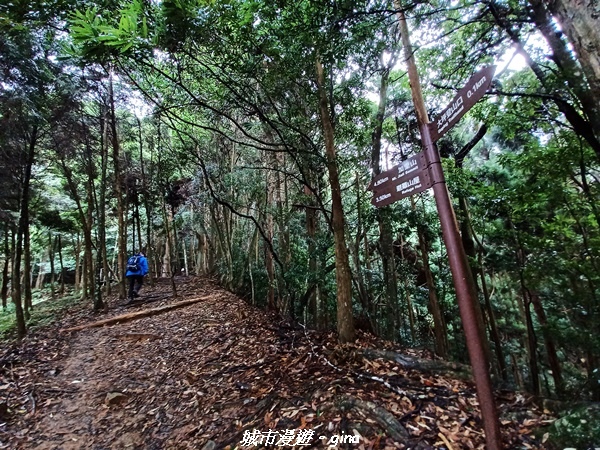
[125,254,149,277]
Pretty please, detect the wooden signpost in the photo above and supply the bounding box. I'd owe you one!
[368,153,431,207]
[369,66,495,209]
[428,65,496,143]
[374,3,503,449]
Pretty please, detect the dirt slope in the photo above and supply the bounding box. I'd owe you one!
[0,277,552,449]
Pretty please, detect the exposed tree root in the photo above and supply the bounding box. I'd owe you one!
[60,295,211,332]
[336,395,409,442]
[362,348,472,379]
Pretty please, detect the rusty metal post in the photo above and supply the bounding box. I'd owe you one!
[394,4,503,449]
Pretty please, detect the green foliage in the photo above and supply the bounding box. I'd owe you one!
[1,290,80,338]
[67,0,152,61]
[158,0,215,51]
[544,405,600,448]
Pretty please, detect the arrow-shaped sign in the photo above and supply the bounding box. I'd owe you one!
[428,65,496,142]
[368,152,432,208]
[367,153,427,193]
[370,170,432,208]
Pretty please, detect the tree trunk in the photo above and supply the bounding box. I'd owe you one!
[530,292,564,396]
[416,218,448,358]
[315,56,355,343]
[210,203,233,287]
[85,149,96,304]
[2,224,11,310]
[142,116,155,286]
[518,272,541,396]
[398,234,417,342]
[162,200,177,298]
[48,232,55,299]
[456,196,493,370]
[169,205,180,273]
[371,67,398,340]
[523,291,540,396]
[23,177,33,318]
[12,124,37,334]
[265,169,277,311]
[81,245,88,299]
[35,255,45,290]
[98,103,111,295]
[161,236,170,278]
[352,175,372,322]
[57,234,65,295]
[275,152,291,316]
[511,352,525,391]
[454,126,502,376]
[11,225,27,338]
[487,0,600,157]
[133,121,143,253]
[56,153,96,304]
[479,267,508,381]
[241,225,259,295]
[547,0,600,122]
[136,196,143,254]
[74,233,81,295]
[529,0,600,150]
[108,72,127,300]
[183,240,189,276]
[512,225,541,396]
[304,181,322,327]
[94,229,105,312]
[23,249,32,318]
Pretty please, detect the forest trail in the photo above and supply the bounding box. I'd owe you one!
[2,277,552,449]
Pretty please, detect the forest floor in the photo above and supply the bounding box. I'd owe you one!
[0,276,555,449]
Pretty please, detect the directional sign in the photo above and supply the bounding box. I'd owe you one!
[428,65,496,142]
[371,170,431,208]
[369,153,432,208]
[368,153,427,193]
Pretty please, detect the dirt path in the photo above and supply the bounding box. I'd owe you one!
[22,284,248,450]
[2,277,552,450]
[31,328,146,450]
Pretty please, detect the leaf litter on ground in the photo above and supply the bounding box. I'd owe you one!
[0,276,555,449]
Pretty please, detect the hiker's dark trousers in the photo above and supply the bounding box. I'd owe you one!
[127,275,144,299]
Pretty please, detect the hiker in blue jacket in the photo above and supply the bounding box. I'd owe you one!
[125,251,149,300]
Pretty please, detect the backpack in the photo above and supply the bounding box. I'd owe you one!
[127,255,141,273]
